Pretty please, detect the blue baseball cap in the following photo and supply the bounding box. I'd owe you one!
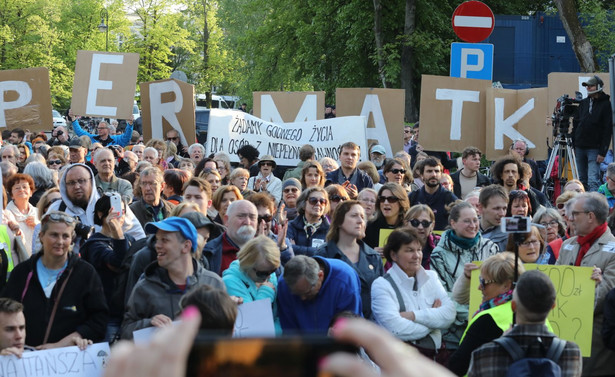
[145,217,198,253]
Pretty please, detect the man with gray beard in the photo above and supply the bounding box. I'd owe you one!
[202,200,258,275]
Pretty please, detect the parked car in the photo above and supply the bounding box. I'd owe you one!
[195,107,210,145]
[52,110,66,127]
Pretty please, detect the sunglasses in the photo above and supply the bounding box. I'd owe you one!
[379,195,400,204]
[284,188,299,193]
[389,168,405,175]
[329,195,348,203]
[479,276,496,289]
[167,137,179,141]
[253,268,276,279]
[308,197,327,206]
[42,212,76,225]
[260,162,274,167]
[258,214,273,223]
[48,159,62,166]
[409,219,432,228]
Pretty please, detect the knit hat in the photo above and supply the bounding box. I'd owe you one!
[282,178,301,191]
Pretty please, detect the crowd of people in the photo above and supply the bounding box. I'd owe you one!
[1,98,615,377]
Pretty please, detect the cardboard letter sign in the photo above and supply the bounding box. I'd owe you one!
[71,50,139,119]
[253,91,325,123]
[0,67,52,133]
[336,88,405,157]
[140,78,195,146]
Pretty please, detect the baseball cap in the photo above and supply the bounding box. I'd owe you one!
[69,138,86,149]
[180,211,215,231]
[582,76,602,87]
[145,217,198,253]
[371,145,386,155]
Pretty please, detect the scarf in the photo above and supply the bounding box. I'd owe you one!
[575,222,607,266]
[303,216,323,238]
[474,289,513,317]
[448,229,480,250]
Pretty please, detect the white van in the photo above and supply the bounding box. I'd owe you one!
[195,94,230,109]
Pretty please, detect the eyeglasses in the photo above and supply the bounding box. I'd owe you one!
[359,198,377,204]
[260,162,274,167]
[141,180,160,188]
[329,195,348,203]
[520,239,540,248]
[48,159,62,166]
[389,169,405,175]
[479,276,496,289]
[253,268,276,279]
[379,196,400,204]
[258,214,273,223]
[409,219,432,228]
[539,220,559,228]
[66,178,91,187]
[308,197,327,206]
[42,212,76,225]
[284,188,299,193]
[570,210,589,218]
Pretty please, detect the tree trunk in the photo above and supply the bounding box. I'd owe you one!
[554,0,597,72]
[372,0,387,88]
[400,0,417,122]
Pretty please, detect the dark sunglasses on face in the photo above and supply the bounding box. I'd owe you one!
[389,168,405,175]
[329,195,348,203]
[379,195,400,204]
[308,197,327,206]
[167,137,179,141]
[253,268,276,279]
[409,219,432,228]
[48,159,62,165]
[260,162,274,167]
[258,214,273,223]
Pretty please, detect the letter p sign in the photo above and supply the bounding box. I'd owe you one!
[450,42,493,81]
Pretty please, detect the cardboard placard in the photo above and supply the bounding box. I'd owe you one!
[71,50,139,119]
[419,75,489,154]
[469,263,595,357]
[206,109,368,165]
[140,78,196,146]
[485,87,550,160]
[0,67,53,133]
[336,88,405,158]
[547,72,611,110]
[253,91,325,123]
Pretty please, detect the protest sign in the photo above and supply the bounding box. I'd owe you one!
[336,88,405,158]
[469,263,594,356]
[253,91,325,123]
[140,78,195,146]
[419,75,489,154]
[485,87,549,160]
[133,321,181,345]
[0,342,110,377]
[0,67,53,133]
[71,50,139,119]
[378,229,394,248]
[206,109,368,166]
[233,299,276,338]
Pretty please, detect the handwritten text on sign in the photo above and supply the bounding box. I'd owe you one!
[0,342,109,377]
[469,264,594,357]
[206,109,368,166]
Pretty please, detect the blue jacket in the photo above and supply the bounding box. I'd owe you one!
[287,216,330,256]
[222,260,282,334]
[72,119,133,147]
[276,256,362,334]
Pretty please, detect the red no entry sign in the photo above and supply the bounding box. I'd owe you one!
[452,1,495,43]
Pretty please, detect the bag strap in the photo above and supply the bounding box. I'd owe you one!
[493,337,525,361]
[383,273,406,312]
[58,201,67,212]
[42,267,74,345]
[21,271,33,302]
[545,338,566,362]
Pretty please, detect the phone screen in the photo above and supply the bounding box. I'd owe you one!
[187,335,358,377]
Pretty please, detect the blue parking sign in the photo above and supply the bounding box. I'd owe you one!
[450,42,493,81]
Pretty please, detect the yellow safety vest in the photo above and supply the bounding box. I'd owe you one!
[0,226,14,276]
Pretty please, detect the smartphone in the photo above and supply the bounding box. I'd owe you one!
[187,335,359,377]
[109,193,122,217]
[500,216,531,233]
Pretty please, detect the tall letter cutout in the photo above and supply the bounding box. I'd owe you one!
[494,98,536,150]
[0,81,32,128]
[149,81,185,144]
[435,89,480,140]
[86,54,125,117]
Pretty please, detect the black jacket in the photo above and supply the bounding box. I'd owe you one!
[574,92,613,155]
[2,253,108,346]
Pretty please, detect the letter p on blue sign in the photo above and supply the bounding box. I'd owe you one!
[450,42,493,81]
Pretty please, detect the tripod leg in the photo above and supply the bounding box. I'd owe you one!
[567,140,579,180]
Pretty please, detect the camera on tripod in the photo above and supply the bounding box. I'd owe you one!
[551,92,581,138]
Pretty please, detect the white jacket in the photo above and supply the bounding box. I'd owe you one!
[248,173,282,202]
[371,263,456,348]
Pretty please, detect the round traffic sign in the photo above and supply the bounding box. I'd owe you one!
[452,1,495,43]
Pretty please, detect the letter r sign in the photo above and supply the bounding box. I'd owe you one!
[450,42,493,81]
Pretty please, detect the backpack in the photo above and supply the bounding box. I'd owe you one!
[493,336,566,377]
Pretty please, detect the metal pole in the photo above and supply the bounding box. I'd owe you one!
[609,54,615,153]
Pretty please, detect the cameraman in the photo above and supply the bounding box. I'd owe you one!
[574,76,613,192]
[48,126,70,147]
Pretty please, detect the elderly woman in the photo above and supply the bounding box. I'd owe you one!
[287,187,330,256]
[405,204,440,269]
[371,228,455,361]
[448,252,525,376]
[317,200,383,319]
[212,185,243,226]
[188,143,205,165]
[281,178,301,221]
[2,211,108,348]
[248,155,282,202]
[222,236,281,333]
[5,174,39,257]
[533,207,566,263]
[24,162,56,206]
[319,157,339,174]
[364,183,410,250]
[230,167,254,198]
[300,160,326,189]
[46,153,67,171]
[505,225,550,264]
[357,188,378,221]
[429,202,499,354]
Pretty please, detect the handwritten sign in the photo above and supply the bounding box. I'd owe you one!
[233,299,276,338]
[206,109,368,166]
[468,263,594,356]
[0,342,110,377]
